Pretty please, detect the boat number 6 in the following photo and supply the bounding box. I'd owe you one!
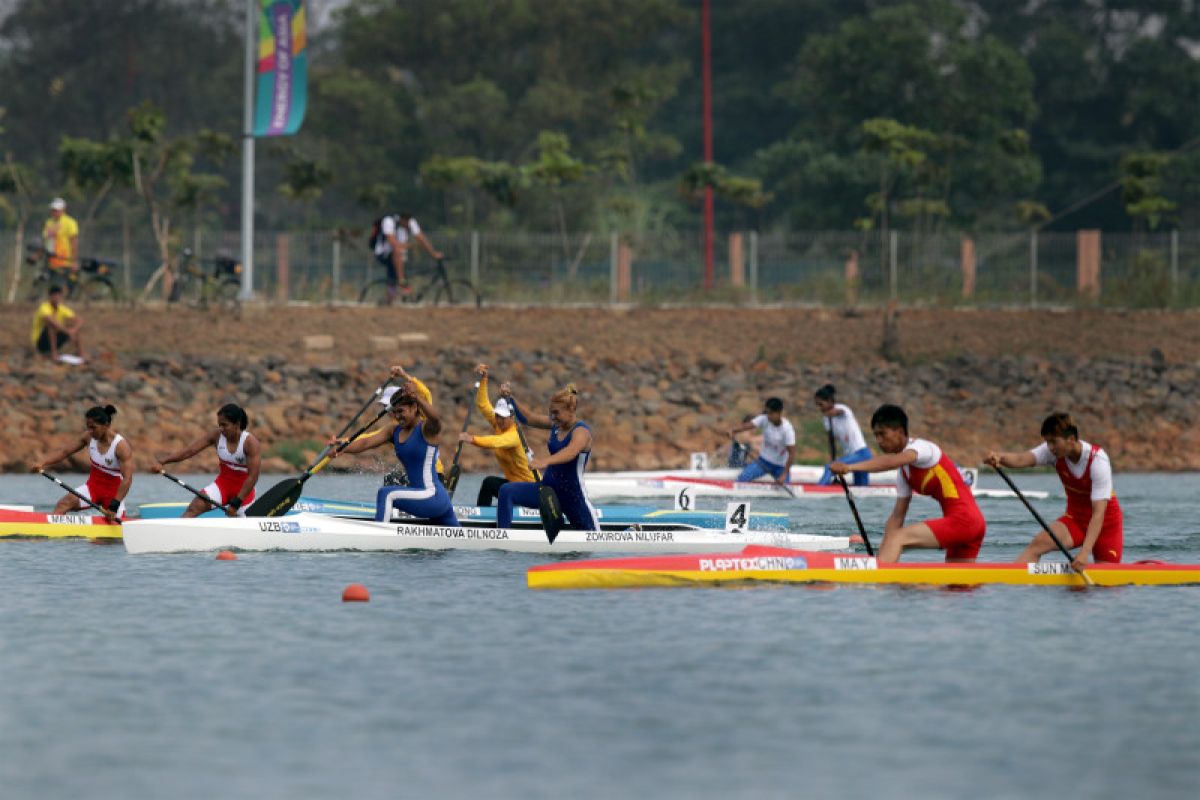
[675,486,693,511]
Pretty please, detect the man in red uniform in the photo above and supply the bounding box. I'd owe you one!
[985,412,1122,569]
[831,404,986,563]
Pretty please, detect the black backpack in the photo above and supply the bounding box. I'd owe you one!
[369,214,401,249]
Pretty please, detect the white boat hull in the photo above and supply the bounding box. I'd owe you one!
[120,512,853,555]
[583,471,1044,501]
[587,465,899,484]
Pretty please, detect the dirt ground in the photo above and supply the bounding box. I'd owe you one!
[5,304,1199,366]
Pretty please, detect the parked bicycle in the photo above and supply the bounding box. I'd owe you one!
[167,249,243,313]
[358,257,482,307]
[24,244,118,304]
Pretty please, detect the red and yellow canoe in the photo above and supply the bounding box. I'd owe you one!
[0,509,122,540]
[527,545,1200,589]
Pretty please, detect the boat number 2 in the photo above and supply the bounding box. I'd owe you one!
[725,502,749,533]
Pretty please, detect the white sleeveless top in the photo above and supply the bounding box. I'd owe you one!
[89,434,124,478]
[217,430,250,474]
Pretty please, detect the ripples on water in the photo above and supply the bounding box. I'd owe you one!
[1,472,1198,799]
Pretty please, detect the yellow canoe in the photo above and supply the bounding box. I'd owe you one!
[528,546,1200,589]
[0,509,122,540]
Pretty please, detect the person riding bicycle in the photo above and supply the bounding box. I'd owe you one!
[371,212,443,304]
[43,198,79,278]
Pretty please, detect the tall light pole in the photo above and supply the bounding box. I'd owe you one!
[701,0,714,290]
[240,0,256,299]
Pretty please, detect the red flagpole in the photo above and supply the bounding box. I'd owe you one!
[702,0,714,291]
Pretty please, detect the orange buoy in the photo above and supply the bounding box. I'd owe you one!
[342,583,370,603]
[216,550,237,561]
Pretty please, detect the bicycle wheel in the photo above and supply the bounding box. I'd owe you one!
[26,272,49,303]
[167,272,192,304]
[433,279,483,308]
[358,279,394,306]
[78,278,117,305]
[214,279,242,316]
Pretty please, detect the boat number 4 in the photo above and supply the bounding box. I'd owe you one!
[724,502,749,533]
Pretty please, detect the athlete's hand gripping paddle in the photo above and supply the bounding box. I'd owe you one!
[993,465,1094,587]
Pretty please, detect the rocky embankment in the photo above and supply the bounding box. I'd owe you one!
[2,303,1199,474]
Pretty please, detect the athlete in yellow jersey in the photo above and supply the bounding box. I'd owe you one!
[461,363,535,505]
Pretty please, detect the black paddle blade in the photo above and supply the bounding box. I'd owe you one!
[245,478,304,518]
[444,464,461,498]
[539,486,564,544]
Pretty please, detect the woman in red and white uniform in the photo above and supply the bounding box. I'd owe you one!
[986,412,1122,568]
[154,404,261,517]
[31,404,133,521]
[831,404,986,563]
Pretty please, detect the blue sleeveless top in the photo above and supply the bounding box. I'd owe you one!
[543,421,592,491]
[392,422,442,492]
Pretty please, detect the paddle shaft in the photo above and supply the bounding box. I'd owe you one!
[510,407,564,543]
[444,382,479,496]
[160,471,233,512]
[826,417,875,555]
[993,465,1094,586]
[248,405,397,518]
[308,377,395,474]
[310,406,394,481]
[38,469,107,515]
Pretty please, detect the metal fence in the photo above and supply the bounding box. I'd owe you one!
[3,226,1199,308]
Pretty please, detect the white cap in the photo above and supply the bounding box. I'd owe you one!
[378,386,400,406]
[493,398,514,418]
[49,198,66,210]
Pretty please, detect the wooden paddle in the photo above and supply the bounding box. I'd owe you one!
[443,382,479,498]
[37,469,117,521]
[828,421,875,556]
[247,403,393,518]
[993,465,1095,586]
[511,414,564,544]
[159,471,235,514]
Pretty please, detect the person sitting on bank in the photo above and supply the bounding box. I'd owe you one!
[30,285,85,362]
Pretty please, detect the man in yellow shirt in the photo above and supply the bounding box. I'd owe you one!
[43,198,80,273]
[30,285,85,362]
[460,363,535,505]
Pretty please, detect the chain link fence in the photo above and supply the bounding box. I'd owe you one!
[3,227,1199,308]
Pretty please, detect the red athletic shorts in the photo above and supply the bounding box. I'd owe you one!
[1059,510,1123,564]
[204,475,255,510]
[925,506,987,560]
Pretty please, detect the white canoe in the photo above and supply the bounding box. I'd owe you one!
[583,473,1046,501]
[587,465,900,484]
[120,512,853,555]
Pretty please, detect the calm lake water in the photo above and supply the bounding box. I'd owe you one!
[2,471,1198,799]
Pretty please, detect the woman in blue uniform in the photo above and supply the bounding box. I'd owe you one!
[332,381,459,526]
[497,383,599,532]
